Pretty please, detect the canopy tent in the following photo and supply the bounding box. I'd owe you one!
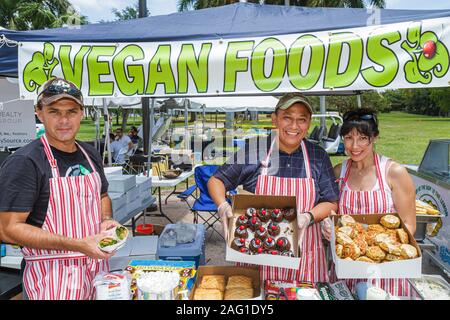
[186,96,278,113]
[1,3,449,85]
[0,3,449,160]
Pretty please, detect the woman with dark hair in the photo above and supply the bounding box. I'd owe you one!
[323,108,416,297]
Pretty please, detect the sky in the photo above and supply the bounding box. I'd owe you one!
[70,0,450,24]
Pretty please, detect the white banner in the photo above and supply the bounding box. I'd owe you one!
[18,17,450,100]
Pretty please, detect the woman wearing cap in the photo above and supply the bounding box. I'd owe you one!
[322,108,416,296]
[209,93,339,284]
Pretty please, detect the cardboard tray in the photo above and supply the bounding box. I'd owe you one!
[331,213,422,279]
[226,194,300,270]
[189,265,261,300]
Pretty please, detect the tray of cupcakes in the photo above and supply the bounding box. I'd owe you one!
[331,214,422,279]
[225,194,300,269]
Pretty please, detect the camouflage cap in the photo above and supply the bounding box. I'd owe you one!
[37,78,83,108]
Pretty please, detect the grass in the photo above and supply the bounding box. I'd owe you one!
[76,112,450,166]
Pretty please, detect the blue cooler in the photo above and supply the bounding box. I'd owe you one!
[157,224,205,268]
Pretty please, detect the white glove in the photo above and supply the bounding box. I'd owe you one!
[218,201,233,240]
[297,213,312,249]
[321,210,336,242]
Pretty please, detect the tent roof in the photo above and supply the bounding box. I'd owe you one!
[1,3,449,77]
[187,96,279,112]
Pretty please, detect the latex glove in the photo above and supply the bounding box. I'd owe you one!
[321,210,336,242]
[297,213,311,249]
[100,218,121,233]
[218,201,233,240]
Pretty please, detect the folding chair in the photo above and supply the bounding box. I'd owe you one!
[178,165,236,240]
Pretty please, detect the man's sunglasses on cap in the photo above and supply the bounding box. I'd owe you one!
[344,111,378,125]
[37,78,83,103]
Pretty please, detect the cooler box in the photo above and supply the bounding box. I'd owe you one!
[108,236,158,271]
[157,224,205,268]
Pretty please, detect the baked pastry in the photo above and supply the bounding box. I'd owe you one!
[368,224,386,233]
[356,256,375,263]
[283,208,296,222]
[353,234,368,256]
[380,215,401,229]
[199,275,226,292]
[366,246,386,262]
[246,208,257,219]
[342,242,361,260]
[263,237,276,250]
[347,222,365,234]
[375,233,393,245]
[239,247,251,254]
[236,215,249,228]
[257,208,270,222]
[230,237,246,251]
[247,217,262,232]
[249,238,264,254]
[339,215,356,226]
[396,229,409,244]
[281,250,295,257]
[384,229,398,243]
[344,257,354,261]
[338,226,358,239]
[336,232,354,245]
[224,288,254,300]
[276,237,291,252]
[226,276,253,289]
[194,288,224,300]
[271,209,284,223]
[336,244,344,258]
[234,225,249,239]
[400,244,418,259]
[385,253,402,261]
[268,222,281,237]
[364,230,378,246]
[266,250,280,255]
[379,241,401,256]
[255,226,268,241]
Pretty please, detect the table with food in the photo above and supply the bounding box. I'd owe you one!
[89,194,450,301]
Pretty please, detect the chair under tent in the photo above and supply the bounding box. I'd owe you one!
[177,165,236,240]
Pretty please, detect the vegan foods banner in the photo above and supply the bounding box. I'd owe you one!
[18,18,449,99]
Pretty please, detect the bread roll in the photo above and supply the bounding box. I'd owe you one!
[226,276,253,289]
[224,288,254,300]
[194,288,224,300]
[199,275,226,292]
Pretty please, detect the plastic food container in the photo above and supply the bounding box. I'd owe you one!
[98,226,129,253]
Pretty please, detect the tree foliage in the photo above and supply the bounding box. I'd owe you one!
[0,0,87,30]
[177,0,385,11]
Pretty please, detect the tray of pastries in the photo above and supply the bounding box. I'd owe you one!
[193,274,255,300]
[334,214,420,263]
[230,207,296,257]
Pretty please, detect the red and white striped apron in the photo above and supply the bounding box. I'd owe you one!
[239,139,328,283]
[22,135,108,300]
[331,153,410,296]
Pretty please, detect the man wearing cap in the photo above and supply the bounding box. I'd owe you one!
[208,93,339,283]
[0,78,119,300]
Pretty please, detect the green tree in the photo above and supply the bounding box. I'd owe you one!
[178,0,385,11]
[430,88,450,116]
[0,0,87,30]
[112,2,150,20]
